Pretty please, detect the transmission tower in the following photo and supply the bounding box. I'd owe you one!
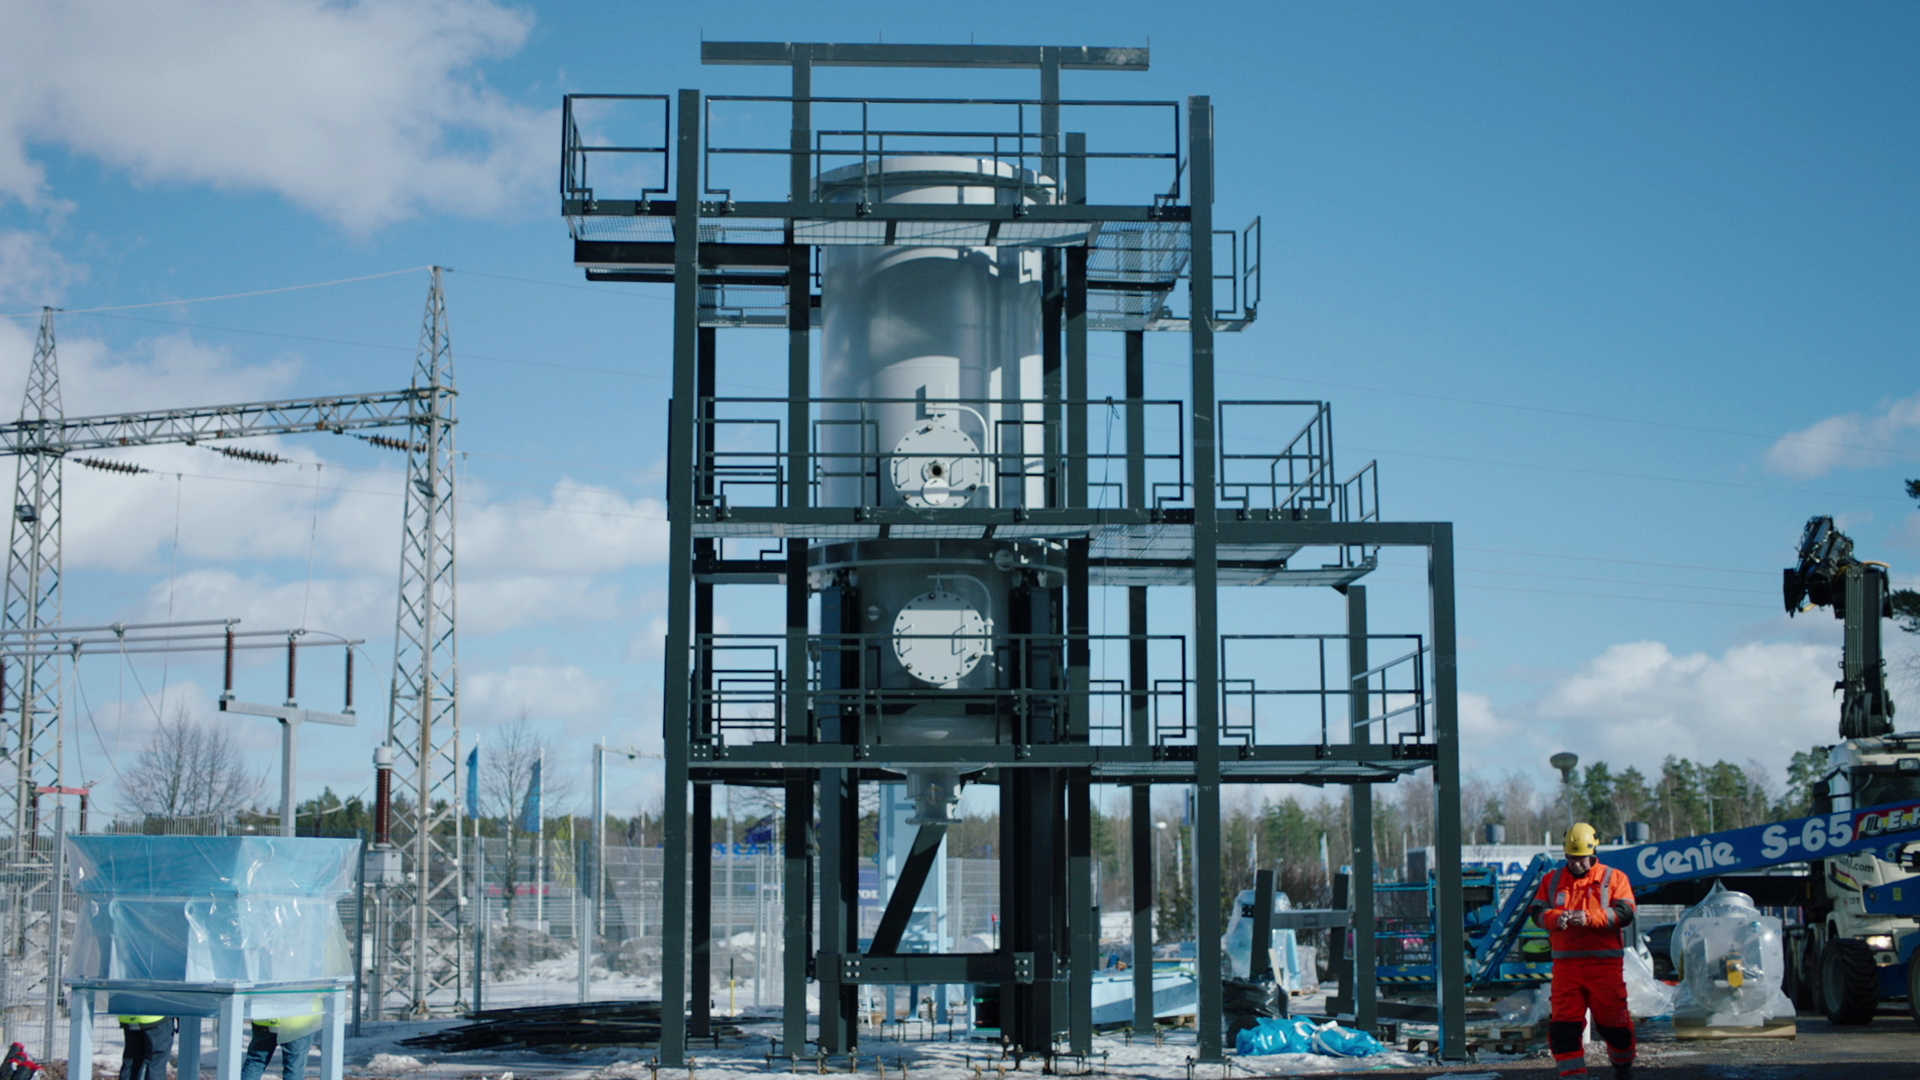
[0,310,63,1047]
[0,272,469,1023]
[381,266,463,1016]
[4,309,64,851]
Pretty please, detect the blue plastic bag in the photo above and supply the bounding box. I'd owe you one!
[1309,1021,1386,1057]
[1235,1017,1316,1055]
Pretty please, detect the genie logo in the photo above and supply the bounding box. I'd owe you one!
[1604,799,1920,888]
[1634,838,1740,880]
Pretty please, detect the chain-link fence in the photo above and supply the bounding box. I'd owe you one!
[1,823,1011,1060]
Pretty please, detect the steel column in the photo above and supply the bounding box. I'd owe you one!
[691,783,713,1038]
[1063,130,1095,1055]
[1126,329,1155,1033]
[782,772,812,1055]
[1430,528,1467,1057]
[782,60,816,1056]
[1344,586,1377,1032]
[1186,94,1225,1063]
[818,769,859,1051]
[656,87,704,1067]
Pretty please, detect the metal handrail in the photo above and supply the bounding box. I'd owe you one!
[560,94,672,205]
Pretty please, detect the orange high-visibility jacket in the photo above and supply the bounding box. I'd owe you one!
[1528,862,1637,960]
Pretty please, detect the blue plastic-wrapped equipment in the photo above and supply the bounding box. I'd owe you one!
[1236,1017,1317,1056]
[67,836,358,991]
[1235,1016,1387,1058]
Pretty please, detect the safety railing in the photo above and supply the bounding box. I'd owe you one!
[700,95,1185,211]
[561,94,672,207]
[693,631,1190,747]
[692,630,1431,751]
[1212,218,1261,325]
[693,396,1189,512]
[1214,633,1430,748]
[693,636,786,744]
[1217,401,1341,516]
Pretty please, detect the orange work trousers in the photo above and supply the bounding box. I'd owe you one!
[1547,957,1635,1077]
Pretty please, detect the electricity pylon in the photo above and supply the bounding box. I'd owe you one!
[0,272,468,1021]
[383,266,464,1016]
[3,309,64,854]
[0,309,63,1046]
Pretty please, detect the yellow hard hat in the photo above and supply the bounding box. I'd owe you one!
[1564,822,1599,857]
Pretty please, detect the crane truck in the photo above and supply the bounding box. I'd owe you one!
[1776,515,1920,1023]
[1365,517,1920,1023]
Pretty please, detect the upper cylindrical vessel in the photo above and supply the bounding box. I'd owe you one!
[818,157,1051,510]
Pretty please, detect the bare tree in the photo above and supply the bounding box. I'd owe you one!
[118,702,263,824]
[476,711,573,930]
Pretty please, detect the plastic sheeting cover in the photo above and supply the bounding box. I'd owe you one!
[1668,881,1793,1027]
[66,836,359,992]
[1222,888,1308,990]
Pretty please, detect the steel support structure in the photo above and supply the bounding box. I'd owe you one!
[0,310,63,1044]
[0,275,467,1023]
[567,42,1466,1061]
[381,266,465,1016]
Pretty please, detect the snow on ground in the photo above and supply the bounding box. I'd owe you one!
[340,1020,1453,1080]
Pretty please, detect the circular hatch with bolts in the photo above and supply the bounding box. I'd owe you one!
[890,422,982,507]
[891,589,992,685]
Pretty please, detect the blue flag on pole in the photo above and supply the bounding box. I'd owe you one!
[465,746,479,818]
[743,815,776,844]
[520,757,543,833]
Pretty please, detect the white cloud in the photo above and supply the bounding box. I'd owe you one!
[1765,392,1920,478]
[1532,640,1836,775]
[0,0,550,231]
[461,481,669,577]
[0,229,80,307]
[463,662,612,729]
[133,568,394,647]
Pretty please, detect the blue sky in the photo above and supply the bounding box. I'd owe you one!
[0,1,1915,820]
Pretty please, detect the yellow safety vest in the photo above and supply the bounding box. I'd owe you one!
[255,1003,324,1039]
[119,1016,165,1026]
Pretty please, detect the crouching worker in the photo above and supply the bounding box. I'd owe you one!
[118,1014,173,1080]
[239,1000,324,1080]
[1530,822,1637,1080]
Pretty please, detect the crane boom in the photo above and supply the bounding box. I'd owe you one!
[0,388,431,455]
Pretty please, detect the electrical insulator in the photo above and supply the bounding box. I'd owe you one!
[73,456,148,475]
[207,444,284,465]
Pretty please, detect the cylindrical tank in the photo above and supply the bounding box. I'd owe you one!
[813,157,1059,824]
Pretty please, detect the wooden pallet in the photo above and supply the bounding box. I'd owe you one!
[1401,1024,1544,1055]
[1672,1016,1797,1040]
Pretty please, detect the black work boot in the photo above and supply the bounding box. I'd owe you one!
[1612,1064,1632,1080]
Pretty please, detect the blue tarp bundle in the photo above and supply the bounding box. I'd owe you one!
[1235,1017,1388,1057]
[67,836,358,991]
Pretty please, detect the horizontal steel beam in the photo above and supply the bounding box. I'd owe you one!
[566,200,1189,224]
[692,743,1433,766]
[701,42,1149,71]
[0,388,429,455]
[824,951,1035,985]
[221,700,357,728]
[1268,909,1353,930]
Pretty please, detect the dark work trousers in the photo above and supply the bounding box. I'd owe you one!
[119,1020,174,1080]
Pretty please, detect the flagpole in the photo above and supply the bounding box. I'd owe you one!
[594,739,606,941]
[468,739,483,1012]
[535,748,545,929]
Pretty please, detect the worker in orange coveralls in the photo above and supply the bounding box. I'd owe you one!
[1529,822,1637,1080]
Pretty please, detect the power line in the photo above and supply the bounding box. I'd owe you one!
[70,308,670,382]
[1342,442,1909,503]
[1,266,432,320]
[1119,349,1920,460]
[446,267,670,301]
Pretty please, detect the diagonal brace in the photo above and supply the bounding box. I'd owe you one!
[867,823,948,956]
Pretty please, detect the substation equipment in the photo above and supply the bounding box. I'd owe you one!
[564,42,1467,1061]
[0,273,464,1033]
